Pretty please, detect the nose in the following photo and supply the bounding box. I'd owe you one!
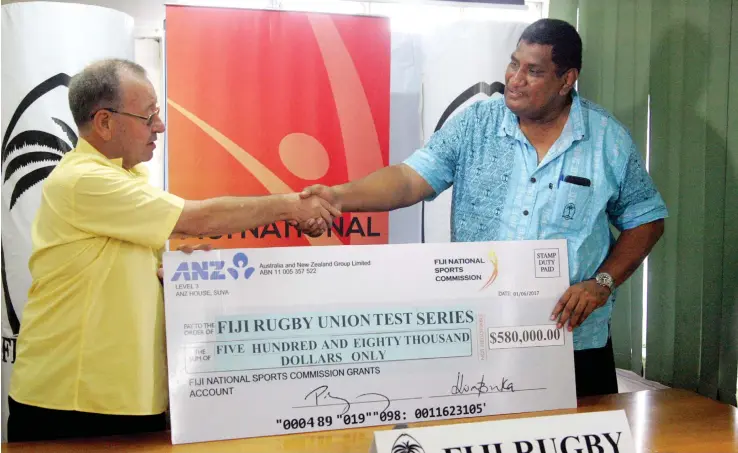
[507,68,526,88]
[152,113,166,133]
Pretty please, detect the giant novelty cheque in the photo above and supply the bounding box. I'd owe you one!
[162,240,577,444]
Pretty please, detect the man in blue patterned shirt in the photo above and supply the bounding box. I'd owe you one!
[298,18,666,397]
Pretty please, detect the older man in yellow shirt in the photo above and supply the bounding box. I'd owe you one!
[7,59,339,442]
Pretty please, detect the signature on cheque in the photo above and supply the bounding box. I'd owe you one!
[451,372,515,397]
[303,385,391,416]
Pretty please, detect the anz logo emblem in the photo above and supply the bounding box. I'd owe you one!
[171,253,256,281]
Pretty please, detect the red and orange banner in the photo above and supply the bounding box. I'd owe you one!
[165,6,390,249]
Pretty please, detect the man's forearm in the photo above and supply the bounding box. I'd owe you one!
[334,164,433,212]
[597,219,665,287]
[173,195,292,238]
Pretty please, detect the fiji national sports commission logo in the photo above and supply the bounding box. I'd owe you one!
[480,249,499,291]
[434,249,499,290]
[171,253,256,281]
[391,433,425,453]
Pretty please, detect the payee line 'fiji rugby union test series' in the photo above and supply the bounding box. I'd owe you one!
[162,240,576,444]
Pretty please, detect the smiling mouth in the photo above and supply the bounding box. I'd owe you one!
[506,89,524,98]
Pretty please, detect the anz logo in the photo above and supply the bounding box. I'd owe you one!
[171,252,256,282]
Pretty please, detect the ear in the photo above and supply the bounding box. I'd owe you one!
[91,110,114,141]
[559,69,579,96]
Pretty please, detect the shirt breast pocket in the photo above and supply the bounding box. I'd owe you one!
[550,181,595,232]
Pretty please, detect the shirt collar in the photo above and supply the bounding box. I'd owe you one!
[74,138,149,178]
[497,90,586,143]
[75,138,125,168]
[568,90,586,141]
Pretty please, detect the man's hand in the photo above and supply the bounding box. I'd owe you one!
[290,185,341,237]
[285,191,341,236]
[299,184,341,209]
[157,243,213,280]
[550,280,611,331]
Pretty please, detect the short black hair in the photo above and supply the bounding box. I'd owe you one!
[68,59,147,129]
[518,19,582,77]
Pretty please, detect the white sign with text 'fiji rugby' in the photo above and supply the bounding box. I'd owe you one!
[163,240,576,444]
[371,410,635,453]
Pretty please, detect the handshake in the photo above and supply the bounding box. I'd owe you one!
[285,184,340,237]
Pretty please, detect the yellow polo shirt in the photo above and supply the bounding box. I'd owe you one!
[9,138,185,415]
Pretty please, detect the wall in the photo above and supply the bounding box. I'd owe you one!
[0,0,547,37]
[0,0,165,36]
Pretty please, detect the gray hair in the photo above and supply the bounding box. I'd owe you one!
[68,58,147,129]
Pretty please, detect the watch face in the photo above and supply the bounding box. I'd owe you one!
[597,274,613,288]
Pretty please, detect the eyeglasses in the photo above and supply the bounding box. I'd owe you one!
[91,107,160,126]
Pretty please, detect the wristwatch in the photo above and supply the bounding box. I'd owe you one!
[594,272,615,293]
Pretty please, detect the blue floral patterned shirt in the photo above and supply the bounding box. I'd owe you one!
[404,91,668,350]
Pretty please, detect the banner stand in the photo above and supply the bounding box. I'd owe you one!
[1,2,134,441]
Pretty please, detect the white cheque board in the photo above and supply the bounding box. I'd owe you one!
[163,240,576,444]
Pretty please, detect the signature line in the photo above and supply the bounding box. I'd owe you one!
[292,396,422,409]
[428,388,547,399]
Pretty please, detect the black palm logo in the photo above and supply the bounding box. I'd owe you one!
[433,81,505,132]
[1,73,77,335]
[391,433,425,453]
